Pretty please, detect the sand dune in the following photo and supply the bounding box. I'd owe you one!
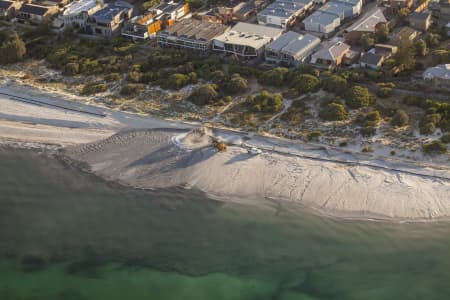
[66,129,450,221]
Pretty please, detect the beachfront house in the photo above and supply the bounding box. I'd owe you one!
[62,0,103,29]
[157,18,229,52]
[303,10,341,36]
[265,31,320,66]
[86,2,132,37]
[0,0,22,19]
[311,39,350,69]
[17,3,58,24]
[344,7,387,44]
[213,22,283,59]
[257,0,313,29]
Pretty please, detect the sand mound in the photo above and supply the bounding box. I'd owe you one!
[66,129,450,221]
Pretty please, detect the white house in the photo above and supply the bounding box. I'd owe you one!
[213,22,283,58]
[62,0,102,29]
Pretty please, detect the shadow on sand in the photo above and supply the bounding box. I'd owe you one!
[225,153,253,165]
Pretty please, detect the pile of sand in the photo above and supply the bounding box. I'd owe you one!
[66,129,450,221]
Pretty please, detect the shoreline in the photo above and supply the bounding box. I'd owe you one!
[0,83,450,222]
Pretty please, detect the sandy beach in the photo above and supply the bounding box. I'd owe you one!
[1,82,450,221]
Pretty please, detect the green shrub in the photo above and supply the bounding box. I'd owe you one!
[63,63,79,76]
[221,73,248,94]
[423,141,448,154]
[247,91,283,113]
[81,83,107,95]
[280,100,308,125]
[356,111,381,127]
[105,73,121,82]
[345,86,372,109]
[391,109,409,127]
[319,103,349,121]
[377,87,393,98]
[127,71,143,83]
[120,83,144,96]
[162,73,196,89]
[323,75,348,96]
[361,145,374,152]
[258,68,289,86]
[360,127,377,136]
[441,134,450,144]
[0,33,26,65]
[307,131,322,141]
[420,122,436,134]
[291,74,321,94]
[188,84,220,106]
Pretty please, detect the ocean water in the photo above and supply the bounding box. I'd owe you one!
[1,148,450,300]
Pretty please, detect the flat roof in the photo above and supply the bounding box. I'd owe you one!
[0,0,14,10]
[235,2,254,15]
[304,10,340,26]
[331,0,361,6]
[346,7,386,32]
[258,0,311,19]
[63,0,98,16]
[281,33,320,56]
[319,2,348,18]
[19,4,50,15]
[160,18,229,41]
[154,1,184,13]
[214,22,283,49]
[266,30,302,52]
[423,64,450,79]
[92,4,129,22]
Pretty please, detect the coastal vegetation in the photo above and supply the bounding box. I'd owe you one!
[247,91,283,113]
[319,102,349,121]
[0,32,26,65]
[345,86,372,109]
[0,25,448,157]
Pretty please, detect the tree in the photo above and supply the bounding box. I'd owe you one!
[0,33,26,65]
[398,8,411,19]
[248,91,283,113]
[319,103,349,121]
[391,109,409,127]
[189,84,220,106]
[375,24,389,43]
[361,34,375,50]
[345,86,371,109]
[414,39,428,57]
[425,33,440,48]
[185,0,202,9]
[394,34,416,70]
[221,73,248,94]
[323,75,348,96]
[141,0,161,10]
[423,141,448,155]
[292,74,321,94]
[258,68,288,86]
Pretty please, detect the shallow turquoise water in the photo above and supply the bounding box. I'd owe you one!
[1,148,450,299]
